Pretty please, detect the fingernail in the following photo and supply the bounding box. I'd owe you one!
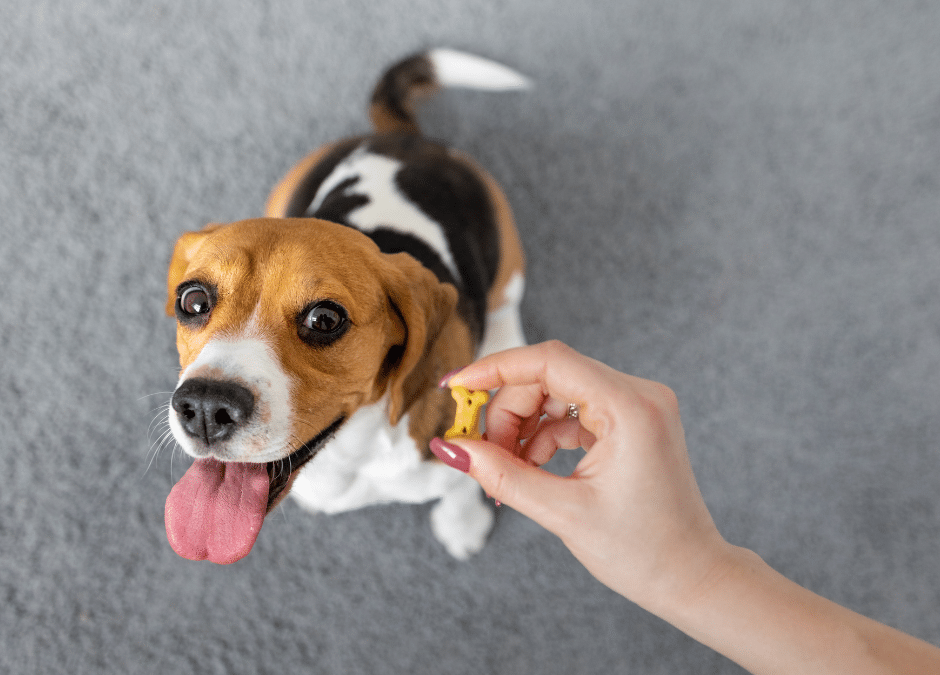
[438,368,464,389]
[430,437,471,473]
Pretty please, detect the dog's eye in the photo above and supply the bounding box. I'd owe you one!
[305,305,342,332]
[298,301,349,346]
[302,302,346,333]
[179,286,212,316]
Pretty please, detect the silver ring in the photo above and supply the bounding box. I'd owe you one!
[567,403,580,420]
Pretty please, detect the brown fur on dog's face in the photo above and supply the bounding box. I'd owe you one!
[166,218,458,468]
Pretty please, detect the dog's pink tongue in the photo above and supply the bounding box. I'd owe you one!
[165,457,269,564]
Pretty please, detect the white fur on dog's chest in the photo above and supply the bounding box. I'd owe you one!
[288,397,465,513]
[288,396,493,559]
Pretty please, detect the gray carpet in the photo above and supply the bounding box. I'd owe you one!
[2,1,939,673]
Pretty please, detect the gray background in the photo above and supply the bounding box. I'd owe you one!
[2,1,939,673]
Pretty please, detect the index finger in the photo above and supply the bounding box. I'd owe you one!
[450,341,628,435]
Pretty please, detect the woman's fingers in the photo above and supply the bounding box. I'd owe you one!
[450,341,628,439]
[483,382,547,452]
[484,382,575,451]
[449,341,592,400]
[521,417,596,466]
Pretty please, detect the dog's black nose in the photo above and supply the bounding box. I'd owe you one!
[171,378,255,445]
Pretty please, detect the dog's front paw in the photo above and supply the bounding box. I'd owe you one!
[430,484,494,559]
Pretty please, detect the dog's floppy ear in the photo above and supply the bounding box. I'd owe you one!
[165,223,222,316]
[379,252,459,425]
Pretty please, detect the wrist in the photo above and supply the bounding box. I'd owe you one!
[642,541,760,625]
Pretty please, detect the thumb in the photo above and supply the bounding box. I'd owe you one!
[433,437,579,535]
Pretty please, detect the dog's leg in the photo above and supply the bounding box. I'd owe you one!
[430,472,494,560]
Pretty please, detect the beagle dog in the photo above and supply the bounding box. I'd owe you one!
[163,50,528,563]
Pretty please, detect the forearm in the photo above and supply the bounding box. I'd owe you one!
[655,546,940,675]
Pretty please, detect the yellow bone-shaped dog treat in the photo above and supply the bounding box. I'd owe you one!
[444,386,489,440]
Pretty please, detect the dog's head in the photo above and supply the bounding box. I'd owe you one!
[163,218,457,563]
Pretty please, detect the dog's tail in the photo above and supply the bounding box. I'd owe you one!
[369,49,531,135]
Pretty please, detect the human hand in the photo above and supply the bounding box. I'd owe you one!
[433,341,736,613]
[434,342,940,674]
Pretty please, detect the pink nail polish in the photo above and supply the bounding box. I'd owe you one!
[430,438,471,473]
[437,368,464,389]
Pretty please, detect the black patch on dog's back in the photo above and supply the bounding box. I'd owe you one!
[282,138,365,219]
[368,135,499,339]
[312,177,370,226]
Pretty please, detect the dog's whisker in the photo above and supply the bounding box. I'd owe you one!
[141,421,180,479]
[148,407,171,437]
[146,416,168,448]
[138,391,176,402]
[143,430,174,478]
[268,433,307,481]
[153,423,175,451]
[289,434,306,475]
[146,425,170,456]
[147,422,173,456]
[170,443,186,481]
[154,425,175,454]
[147,407,172,434]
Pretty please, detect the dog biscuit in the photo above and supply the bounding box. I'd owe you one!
[444,386,489,440]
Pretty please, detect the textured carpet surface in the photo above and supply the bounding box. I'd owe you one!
[2,1,939,673]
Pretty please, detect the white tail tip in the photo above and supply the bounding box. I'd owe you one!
[429,48,532,91]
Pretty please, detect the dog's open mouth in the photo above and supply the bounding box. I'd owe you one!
[265,416,347,510]
[165,416,345,565]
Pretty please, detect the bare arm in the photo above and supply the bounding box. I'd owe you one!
[661,546,940,675]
